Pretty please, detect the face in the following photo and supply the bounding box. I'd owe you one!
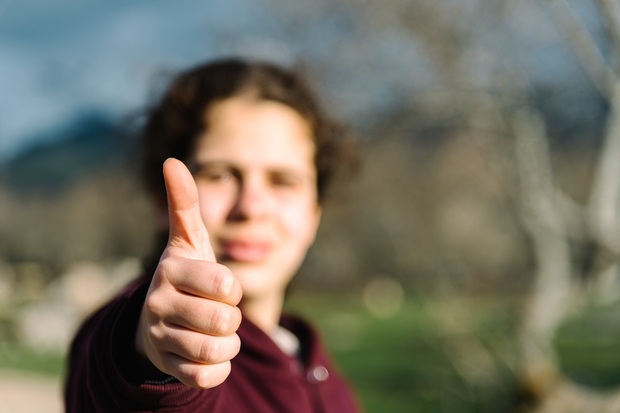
[188,97,321,305]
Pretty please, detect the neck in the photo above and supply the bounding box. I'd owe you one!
[239,292,285,333]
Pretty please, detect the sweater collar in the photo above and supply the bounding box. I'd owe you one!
[237,313,322,370]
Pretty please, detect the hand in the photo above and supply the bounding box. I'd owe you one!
[136,158,243,389]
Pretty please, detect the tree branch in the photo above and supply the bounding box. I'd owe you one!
[542,0,615,97]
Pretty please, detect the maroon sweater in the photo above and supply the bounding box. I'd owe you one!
[65,276,361,412]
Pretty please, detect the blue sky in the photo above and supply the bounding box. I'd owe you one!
[0,0,308,161]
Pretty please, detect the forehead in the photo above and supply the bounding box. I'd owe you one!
[193,98,316,172]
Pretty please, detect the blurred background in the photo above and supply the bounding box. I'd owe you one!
[3,0,620,412]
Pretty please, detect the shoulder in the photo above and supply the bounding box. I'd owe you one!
[65,275,152,411]
[70,275,150,350]
[69,274,153,375]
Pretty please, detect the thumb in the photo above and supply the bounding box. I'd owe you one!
[163,158,216,261]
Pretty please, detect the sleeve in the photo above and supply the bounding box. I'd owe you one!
[64,276,223,412]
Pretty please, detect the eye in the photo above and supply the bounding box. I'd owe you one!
[270,172,301,188]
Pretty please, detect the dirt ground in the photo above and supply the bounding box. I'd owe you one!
[0,370,62,413]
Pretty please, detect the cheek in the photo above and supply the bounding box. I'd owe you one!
[197,188,230,231]
[280,204,320,245]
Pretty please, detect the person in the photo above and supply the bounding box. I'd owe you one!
[64,57,362,412]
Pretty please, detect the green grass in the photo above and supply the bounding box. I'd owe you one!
[284,293,520,413]
[0,341,65,377]
[554,304,620,389]
[5,293,620,413]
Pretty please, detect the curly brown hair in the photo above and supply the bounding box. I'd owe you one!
[140,58,358,205]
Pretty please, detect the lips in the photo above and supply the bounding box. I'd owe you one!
[219,239,272,263]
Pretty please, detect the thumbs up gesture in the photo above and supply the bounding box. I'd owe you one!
[136,158,243,389]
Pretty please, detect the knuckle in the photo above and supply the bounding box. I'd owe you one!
[147,324,164,343]
[209,308,227,333]
[214,265,235,297]
[198,338,221,362]
[144,290,168,319]
[144,294,161,315]
[209,306,237,334]
[156,257,176,279]
[192,364,227,389]
[191,368,211,389]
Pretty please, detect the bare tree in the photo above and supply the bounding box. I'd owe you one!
[507,0,620,411]
[330,0,620,411]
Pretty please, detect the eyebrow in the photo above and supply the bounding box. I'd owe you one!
[190,160,314,178]
[187,160,232,175]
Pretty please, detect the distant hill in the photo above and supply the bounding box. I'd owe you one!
[0,111,138,195]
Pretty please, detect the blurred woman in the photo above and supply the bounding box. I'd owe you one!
[65,58,361,412]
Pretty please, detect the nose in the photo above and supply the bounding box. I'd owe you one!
[228,178,270,220]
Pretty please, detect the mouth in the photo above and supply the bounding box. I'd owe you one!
[218,239,272,263]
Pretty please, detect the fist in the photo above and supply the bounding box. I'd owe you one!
[136,158,243,389]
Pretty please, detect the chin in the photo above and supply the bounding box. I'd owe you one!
[227,265,290,300]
